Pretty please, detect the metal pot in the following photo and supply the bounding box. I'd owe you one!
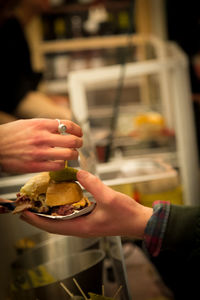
[13,236,101,270]
[11,249,105,300]
[15,232,60,255]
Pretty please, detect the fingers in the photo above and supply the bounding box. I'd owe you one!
[25,160,66,172]
[47,135,83,149]
[20,211,87,236]
[1,147,79,173]
[77,170,113,204]
[1,159,66,173]
[32,148,80,162]
[47,148,80,161]
[35,163,64,172]
[46,119,83,137]
[35,119,83,149]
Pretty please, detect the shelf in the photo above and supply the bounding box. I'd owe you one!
[45,1,131,14]
[40,34,145,54]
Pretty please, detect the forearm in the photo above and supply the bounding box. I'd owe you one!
[15,91,71,120]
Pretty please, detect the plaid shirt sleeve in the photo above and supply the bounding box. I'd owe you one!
[143,200,171,257]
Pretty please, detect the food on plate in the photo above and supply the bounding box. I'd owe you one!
[46,181,90,216]
[14,168,91,216]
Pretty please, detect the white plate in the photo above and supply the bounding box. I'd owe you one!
[34,198,96,220]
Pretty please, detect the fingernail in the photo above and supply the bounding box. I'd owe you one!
[77,170,89,180]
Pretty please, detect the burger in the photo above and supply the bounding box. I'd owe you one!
[14,170,91,216]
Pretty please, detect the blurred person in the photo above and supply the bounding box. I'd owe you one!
[0,0,71,124]
[18,170,200,300]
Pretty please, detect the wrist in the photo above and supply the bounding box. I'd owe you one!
[130,203,153,239]
[137,205,153,239]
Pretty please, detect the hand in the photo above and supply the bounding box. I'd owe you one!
[20,170,153,239]
[0,198,13,214]
[0,118,83,173]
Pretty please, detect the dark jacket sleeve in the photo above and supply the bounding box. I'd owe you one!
[149,205,200,300]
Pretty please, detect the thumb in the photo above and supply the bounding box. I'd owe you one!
[77,170,112,202]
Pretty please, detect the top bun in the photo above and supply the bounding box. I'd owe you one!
[20,172,50,200]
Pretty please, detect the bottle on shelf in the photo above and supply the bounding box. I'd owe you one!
[53,15,68,39]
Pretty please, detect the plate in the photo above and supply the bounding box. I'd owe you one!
[34,198,96,220]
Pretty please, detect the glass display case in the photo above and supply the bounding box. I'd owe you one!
[68,35,200,206]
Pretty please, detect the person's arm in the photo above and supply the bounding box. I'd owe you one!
[20,170,153,238]
[19,171,200,299]
[0,118,82,173]
[19,169,200,249]
[144,202,200,257]
[162,204,200,253]
[15,91,72,120]
[144,202,200,300]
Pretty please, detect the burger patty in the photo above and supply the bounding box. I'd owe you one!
[15,193,49,214]
[15,193,90,216]
[51,204,74,216]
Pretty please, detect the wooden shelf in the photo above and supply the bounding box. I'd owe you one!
[40,34,146,54]
[44,1,131,14]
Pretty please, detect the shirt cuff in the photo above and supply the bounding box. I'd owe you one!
[143,200,171,257]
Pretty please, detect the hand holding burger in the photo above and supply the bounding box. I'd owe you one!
[20,170,153,239]
[14,168,91,217]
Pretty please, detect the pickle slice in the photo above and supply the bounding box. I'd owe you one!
[49,167,78,182]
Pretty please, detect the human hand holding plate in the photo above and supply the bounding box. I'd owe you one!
[13,167,94,220]
[20,170,153,239]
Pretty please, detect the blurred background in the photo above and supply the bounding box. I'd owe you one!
[0,0,200,299]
